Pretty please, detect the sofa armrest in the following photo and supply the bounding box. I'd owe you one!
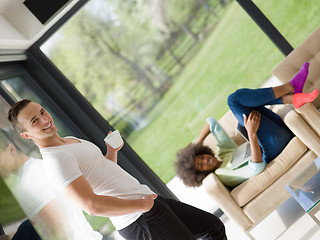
[283,107,320,156]
[272,26,320,108]
[295,103,320,137]
[202,173,253,230]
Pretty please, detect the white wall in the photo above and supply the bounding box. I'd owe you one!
[0,0,79,50]
[5,0,44,40]
[0,15,28,49]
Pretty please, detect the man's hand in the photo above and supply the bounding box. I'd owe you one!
[105,131,124,151]
[243,110,261,134]
[104,131,124,163]
[140,194,158,213]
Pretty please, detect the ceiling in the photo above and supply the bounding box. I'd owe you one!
[0,0,79,50]
[0,0,12,14]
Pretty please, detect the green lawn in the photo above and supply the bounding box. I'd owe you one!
[127,0,320,183]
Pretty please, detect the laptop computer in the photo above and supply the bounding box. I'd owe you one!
[232,142,251,169]
[237,123,249,141]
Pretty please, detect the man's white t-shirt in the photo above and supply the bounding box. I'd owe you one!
[15,157,102,240]
[40,137,155,230]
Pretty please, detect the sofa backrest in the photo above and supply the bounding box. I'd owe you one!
[272,26,320,108]
[202,104,304,206]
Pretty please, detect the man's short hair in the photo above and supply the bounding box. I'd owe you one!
[8,99,32,133]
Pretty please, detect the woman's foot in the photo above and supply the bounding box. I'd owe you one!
[290,62,310,93]
[293,89,319,109]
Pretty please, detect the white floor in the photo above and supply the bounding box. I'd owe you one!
[109,175,320,240]
[167,176,320,240]
[222,194,320,240]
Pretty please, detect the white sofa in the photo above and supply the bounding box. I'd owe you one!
[202,26,320,239]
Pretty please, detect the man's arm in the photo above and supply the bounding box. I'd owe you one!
[243,111,262,163]
[63,175,157,217]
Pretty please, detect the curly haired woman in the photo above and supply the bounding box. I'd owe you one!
[175,62,318,188]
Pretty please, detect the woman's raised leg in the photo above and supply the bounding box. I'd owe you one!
[227,88,293,163]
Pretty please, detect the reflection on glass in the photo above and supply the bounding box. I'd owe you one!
[0,78,112,237]
[286,157,320,212]
[0,98,25,231]
[0,132,104,239]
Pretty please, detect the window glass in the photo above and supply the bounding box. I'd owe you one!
[40,0,293,184]
[0,96,26,227]
[253,0,320,48]
[40,0,316,184]
[0,76,114,238]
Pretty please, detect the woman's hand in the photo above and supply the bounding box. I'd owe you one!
[243,110,261,135]
[244,111,262,163]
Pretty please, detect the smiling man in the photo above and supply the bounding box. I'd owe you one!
[0,129,102,240]
[8,99,227,240]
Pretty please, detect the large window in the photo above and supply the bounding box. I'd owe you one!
[41,0,238,183]
[40,0,320,185]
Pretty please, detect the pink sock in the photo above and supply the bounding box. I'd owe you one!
[293,89,319,109]
[290,62,310,93]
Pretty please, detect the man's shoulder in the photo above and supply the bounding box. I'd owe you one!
[28,157,42,163]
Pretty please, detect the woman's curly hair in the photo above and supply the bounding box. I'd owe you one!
[175,143,215,187]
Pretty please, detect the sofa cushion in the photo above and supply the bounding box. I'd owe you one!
[243,150,317,223]
[230,137,307,207]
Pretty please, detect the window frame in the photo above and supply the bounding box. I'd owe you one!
[0,0,177,199]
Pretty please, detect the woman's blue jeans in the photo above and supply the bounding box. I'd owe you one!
[227,88,294,163]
